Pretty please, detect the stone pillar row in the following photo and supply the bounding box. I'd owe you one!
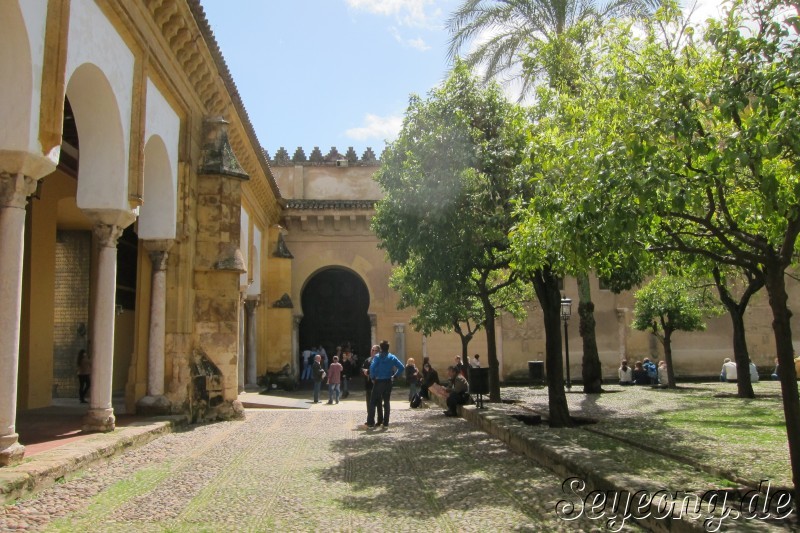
[0,172,38,466]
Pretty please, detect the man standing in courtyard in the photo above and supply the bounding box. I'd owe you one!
[312,354,325,403]
[367,340,404,428]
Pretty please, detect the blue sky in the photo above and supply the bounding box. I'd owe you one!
[201,0,722,160]
[202,0,460,159]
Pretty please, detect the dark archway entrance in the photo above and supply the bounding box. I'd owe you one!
[299,268,371,364]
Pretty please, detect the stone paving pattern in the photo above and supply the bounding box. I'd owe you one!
[2,396,598,532]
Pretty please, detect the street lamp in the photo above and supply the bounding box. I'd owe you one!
[560,294,572,390]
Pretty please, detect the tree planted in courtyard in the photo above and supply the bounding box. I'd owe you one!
[632,275,717,388]
[588,0,800,497]
[372,63,530,401]
[447,0,664,395]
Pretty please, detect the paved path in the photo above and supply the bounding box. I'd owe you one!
[1,396,594,532]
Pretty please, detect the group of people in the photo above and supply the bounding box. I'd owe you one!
[307,344,361,404]
[720,357,761,383]
[310,340,473,426]
[618,358,668,386]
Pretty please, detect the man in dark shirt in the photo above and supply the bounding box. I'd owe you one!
[362,345,382,426]
[444,365,470,417]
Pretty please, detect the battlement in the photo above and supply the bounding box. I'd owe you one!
[264,146,384,167]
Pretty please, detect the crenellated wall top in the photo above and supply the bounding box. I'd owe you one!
[266,146,385,167]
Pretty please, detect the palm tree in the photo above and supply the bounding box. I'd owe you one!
[446,0,663,395]
[447,0,662,96]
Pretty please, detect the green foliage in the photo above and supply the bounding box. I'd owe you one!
[632,274,718,339]
[372,63,532,399]
[372,62,529,306]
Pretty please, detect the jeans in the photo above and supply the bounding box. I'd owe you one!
[368,380,392,426]
[446,391,469,414]
[342,377,349,396]
[313,380,322,402]
[301,363,312,380]
[365,387,383,424]
[408,381,419,401]
[328,383,340,403]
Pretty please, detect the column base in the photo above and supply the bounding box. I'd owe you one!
[136,395,171,416]
[82,408,116,432]
[0,434,25,467]
[244,383,260,393]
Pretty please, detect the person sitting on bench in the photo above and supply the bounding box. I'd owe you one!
[443,365,470,417]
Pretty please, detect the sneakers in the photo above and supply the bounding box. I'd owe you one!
[326,401,333,404]
[365,423,375,428]
[443,410,457,417]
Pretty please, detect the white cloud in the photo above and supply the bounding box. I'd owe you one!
[389,27,431,51]
[345,114,403,141]
[345,0,440,27]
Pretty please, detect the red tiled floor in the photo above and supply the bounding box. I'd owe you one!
[15,399,145,456]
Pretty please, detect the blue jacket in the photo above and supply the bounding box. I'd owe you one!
[369,352,405,380]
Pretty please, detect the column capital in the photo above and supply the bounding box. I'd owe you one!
[0,172,37,210]
[293,314,303,328]
[369,313,377,327]
[244,298,260,313]
[85,209,137,248]
[144,240,174,271]
[92,223,126,248]
[394,323,405,333]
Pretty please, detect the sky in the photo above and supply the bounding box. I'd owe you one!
[201,0,724,160]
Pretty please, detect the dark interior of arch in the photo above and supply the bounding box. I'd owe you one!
[299,268,371,366]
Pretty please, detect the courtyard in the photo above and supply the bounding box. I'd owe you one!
[1,382,795,532]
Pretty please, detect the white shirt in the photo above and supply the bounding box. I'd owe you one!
[618,366,633,383]
[749,362,759,383]
[470,358,481,368]
[722,361,738,381]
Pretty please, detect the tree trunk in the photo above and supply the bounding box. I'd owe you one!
[663,328,677,388]
[459,334,471,366]
[764,266,800,506]
[532,267,573,427]
[479,294,501,402]
[577,273,602,393]
[711,268,760,399]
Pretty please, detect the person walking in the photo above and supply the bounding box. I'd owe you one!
[77,349,91,403]
[312,354,325,404]
[367,340,404,428]
[362,345,383,426]
[327,355,343,404]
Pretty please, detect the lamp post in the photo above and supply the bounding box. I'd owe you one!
[560,294,572,390]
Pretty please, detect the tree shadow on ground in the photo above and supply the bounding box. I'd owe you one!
[319,410,556,522]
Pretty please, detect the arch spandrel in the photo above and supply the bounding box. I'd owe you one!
[67,63,128,212]
[138,135,176,240]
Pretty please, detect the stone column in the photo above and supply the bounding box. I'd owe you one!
[0,173,37,466]
[237,295,246,393]
[394,323,406,362]
[616,308,629,361]
[244,298,259,389]
[422,335,428,360]
[369,314,377,348]
[292,314,302,378]
[137,240,174,415]
[83,218,129,432]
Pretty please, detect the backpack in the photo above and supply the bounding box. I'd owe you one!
[410,393,422,408]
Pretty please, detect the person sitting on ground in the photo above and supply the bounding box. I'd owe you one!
[642,358,657,384]
[420,362,440,399]
[749,360,760,383]
[771,358,779,381]
[443,365,470,417]
[618,360,633,386]
[657,360,669,388]
[720,357,737,383]
[632,361,649,385]
[405,357,420,401]
[470,353,481,368]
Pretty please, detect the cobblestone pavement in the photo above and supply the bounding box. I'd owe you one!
[1,396,599,532]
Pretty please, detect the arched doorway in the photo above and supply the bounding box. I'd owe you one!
[299,268,371,365]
